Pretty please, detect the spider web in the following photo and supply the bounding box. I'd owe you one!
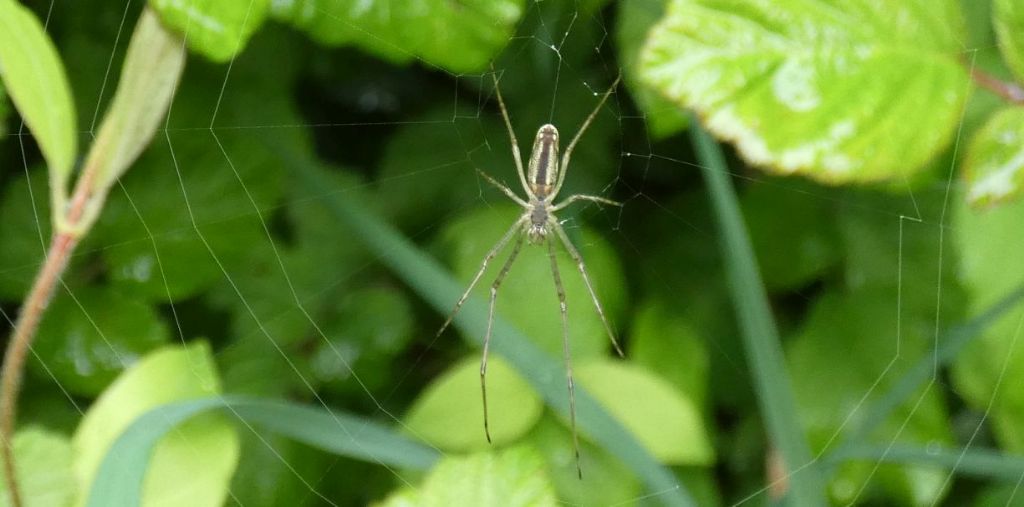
[0,0,1017,506]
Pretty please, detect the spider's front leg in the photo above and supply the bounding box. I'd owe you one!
[552,193,622,212]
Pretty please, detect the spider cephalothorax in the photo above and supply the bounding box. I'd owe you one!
[434,67,623,478]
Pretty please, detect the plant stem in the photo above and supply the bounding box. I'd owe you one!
[689,121,826,505]
[0,231,78,506]
[969,66,1024,104]
[0,132,97,507]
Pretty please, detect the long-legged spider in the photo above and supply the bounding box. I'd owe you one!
[435,68,623,478]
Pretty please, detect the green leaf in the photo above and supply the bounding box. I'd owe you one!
[405,355,542,451]
[741,178,840,291]
[575,360,713,465]
[0,0,77,209]
[313,286,415,397]
[0,428,75,507]
[615,0,687,139]
[787,288,952,504]
[630,301,709,408]
[952,194,1024,453]
[0,169,54,300]
[86,396,438,507]
[73,343,238,507]
[376,445,558,507]
[441,205,627,360]
[80,7,185,230]
[641,0,969,184]
[31,287,170,396]
[995,0,1024,83]
[270,0,525,73]
[149,0,269,62]
[526,416,643,507]
[964,106,1024,207]
[0,82,8,137]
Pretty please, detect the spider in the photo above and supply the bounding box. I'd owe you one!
[435,67,624,478]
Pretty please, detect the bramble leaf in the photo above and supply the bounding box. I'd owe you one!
[995,0,1024,83]
[640,0,969,183]
[270,0,524,73]
[149,0,269,62]
[964,107,1024,207]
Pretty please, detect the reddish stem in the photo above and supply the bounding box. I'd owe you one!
[970,67,1024,104]
[0,232,78,506]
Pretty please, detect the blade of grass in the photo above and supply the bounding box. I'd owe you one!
[689,122,825,505]
[86,396,439,507]
[829,444,1024,482]
[281,147,698,507]
[830,284,1024,453]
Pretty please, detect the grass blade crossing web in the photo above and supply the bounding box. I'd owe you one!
[86,396,438,507]
[279,143,698,507]
[829,444,1024,483]
[689,122,826,504]
[833,284,1024,452]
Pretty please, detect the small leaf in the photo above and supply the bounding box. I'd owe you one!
[31,287,170,396]
[81,7,185,227]
[376,445,558,507]
[0,0,77,210]
[271,0,525,73]
[629,301,709,408]
[964,106,1024,207]
[72,343,239,507]
[575,360,714,465]
[995,0,1024,83]
[405,356,542,451]
[952,195,1024,453]
[527,416,643,506]
[640,0,969,183]
[741,178,840,290]
[0,428,75,507]
[150,0,269,62]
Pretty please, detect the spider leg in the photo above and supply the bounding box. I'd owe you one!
[551,74,622,198]
[476,168,528,208]
[491,64,532,196]
[547,238,583,479]
[551,194,622,212]
[480,233,525,443]
[435,216,526,341]
[553,220,625,357]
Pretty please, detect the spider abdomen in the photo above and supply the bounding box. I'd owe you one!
[528,124,559,199]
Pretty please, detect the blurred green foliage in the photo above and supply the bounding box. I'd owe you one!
[2,0,1024,505]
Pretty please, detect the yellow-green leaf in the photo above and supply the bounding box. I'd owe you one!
[965,106,1024,207]
[71,343,238,507]
[0,0,77,210]
[575,360,714,465]
[995,0,1024,83]
[375,445,557,507]
[405,356,542,451]
[149,0,269,62]
[81,7,186,229]
[640,0,969,184]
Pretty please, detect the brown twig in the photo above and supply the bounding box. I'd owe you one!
[0,161,96,506]
[0,232,78,506]
[970,66,1024,105]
